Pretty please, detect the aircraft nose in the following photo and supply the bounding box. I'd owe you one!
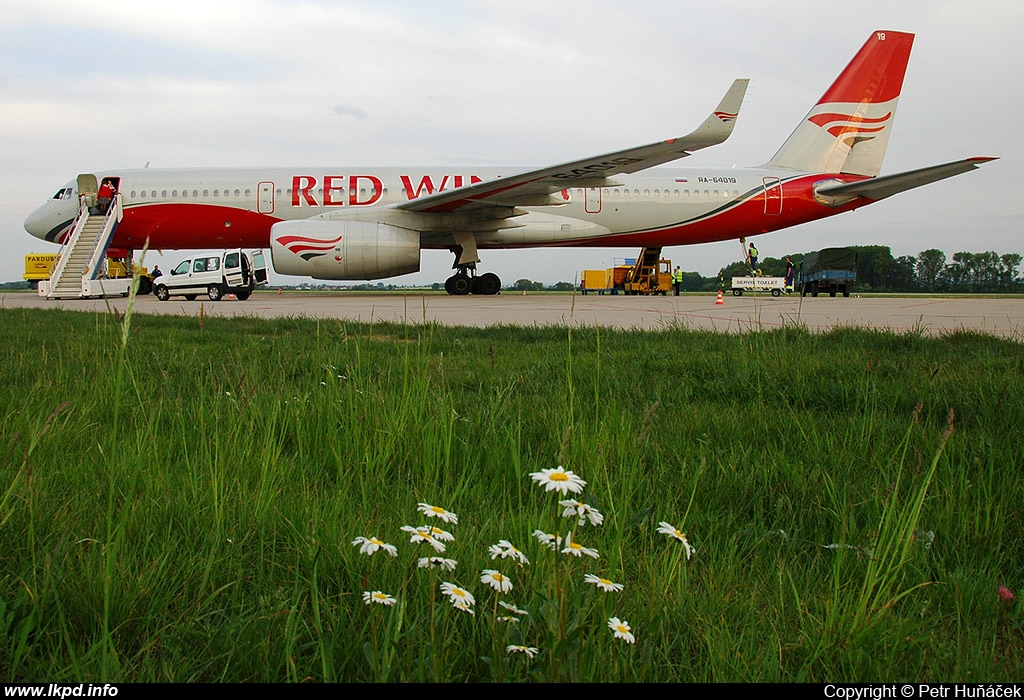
[24,200,73,242]
[24,204,50,238]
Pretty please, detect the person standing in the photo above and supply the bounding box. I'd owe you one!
[97,179,116,214]
[748,242,759,273]
[672,266,684,296]
[784,257,795,294]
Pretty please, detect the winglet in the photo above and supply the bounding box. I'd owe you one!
[684,78,750,151]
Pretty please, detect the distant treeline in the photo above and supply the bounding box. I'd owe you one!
[669,245,1023,293]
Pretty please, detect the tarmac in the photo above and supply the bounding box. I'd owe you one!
[2,290,1022,338]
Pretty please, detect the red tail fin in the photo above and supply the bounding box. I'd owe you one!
[767,31,915,176]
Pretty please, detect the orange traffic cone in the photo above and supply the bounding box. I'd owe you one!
[715,290,724,305]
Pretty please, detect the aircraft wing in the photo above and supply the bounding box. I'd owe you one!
[396,78,749,214]
[816,157,997,203]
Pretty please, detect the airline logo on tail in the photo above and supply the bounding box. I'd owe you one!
[808,111,893,148]
[714,110,739,123]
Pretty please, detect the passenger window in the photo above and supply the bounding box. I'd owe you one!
[207,257,220,271]
[225,253,239,269]
[193,259,207,273]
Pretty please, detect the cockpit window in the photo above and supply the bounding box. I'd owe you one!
[52,187,73,200]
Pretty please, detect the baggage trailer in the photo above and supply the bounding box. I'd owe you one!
[729,276,788,297]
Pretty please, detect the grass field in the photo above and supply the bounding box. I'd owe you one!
[1,300,1021,682]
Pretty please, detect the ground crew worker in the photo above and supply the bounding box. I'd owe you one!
[784,257,795,293]
[748,242,759,273]
[672,266,684,296]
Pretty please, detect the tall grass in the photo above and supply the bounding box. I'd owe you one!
[0,308,1021,681]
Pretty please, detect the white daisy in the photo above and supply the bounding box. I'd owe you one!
[488,540,530,565]
[417,502,459,525]
[480,569,514,593]
[657,521,696,560]
[417,556,458,571]
[532,530,562,550]
[528,466,587,495]
[506,645,539,659]
[452,600,475,615]
[607,616,635,644]
[559,499,605,527]
[362,590,397,606]
[498,600,529,616]
[584,573,624,593]
[440,581,476,607]
[351,536,398,557]
[427,526,455,542]
[401,525,447,553]
[561,531,599,559]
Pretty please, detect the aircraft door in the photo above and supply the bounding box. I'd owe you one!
[258,182,275,214]
[585,187,602,214]
[763,177,783,215]
[77,174,98,207]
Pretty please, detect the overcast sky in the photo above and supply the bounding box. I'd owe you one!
[1,0,1019,286]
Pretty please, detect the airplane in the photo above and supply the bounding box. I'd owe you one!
[24,30,994,295]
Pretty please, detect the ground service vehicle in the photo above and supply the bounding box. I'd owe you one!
[799,248,857,297]
[580,247,672,295]
[154,250,268,301]
[729,276,788,296]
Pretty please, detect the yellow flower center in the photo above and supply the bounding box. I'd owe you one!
[431,506,444,514]
[493,573,505,581]
[600,578,612,585]
[373,593,387,600]
[550,472,569,482]
[453,588,466,598]
[616,624,628,633]
[570,542,582,550]
[370,538,384,545]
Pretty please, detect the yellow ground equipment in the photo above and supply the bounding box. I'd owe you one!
[580,247,672,295]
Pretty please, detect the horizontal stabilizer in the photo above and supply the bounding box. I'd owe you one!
[815,157,996,204]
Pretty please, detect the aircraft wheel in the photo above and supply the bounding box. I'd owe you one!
[138,278,153,295]
[236,289,251,301]
[732,289,742,296]
[155,285,169,301]
[185,294,198,301]
[829,290,837,297]
[208,285,223,301]
[448,274,472,296]
[771,288,781,297]
[472,273,501,295]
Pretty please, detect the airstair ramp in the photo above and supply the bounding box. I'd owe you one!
[39,194,129,299]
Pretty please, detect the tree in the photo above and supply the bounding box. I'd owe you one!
[916,249,946,292]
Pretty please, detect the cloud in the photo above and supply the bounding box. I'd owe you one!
[332,104,368,120]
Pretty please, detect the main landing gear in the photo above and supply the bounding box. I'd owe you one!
[444,245,502,295]
[444,269,502,295]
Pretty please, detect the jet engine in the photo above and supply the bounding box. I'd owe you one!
[270,219,420,280]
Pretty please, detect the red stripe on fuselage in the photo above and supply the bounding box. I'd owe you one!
[112,203,280,250]
[477,174,868,250]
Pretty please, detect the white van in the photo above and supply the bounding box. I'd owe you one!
[153,250,268,301]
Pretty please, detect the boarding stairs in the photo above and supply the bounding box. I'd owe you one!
[40,194,129,299]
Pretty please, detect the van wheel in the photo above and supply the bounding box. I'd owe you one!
[155,285,169,301]
[208,285,223,301]
[185,295,198,301]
